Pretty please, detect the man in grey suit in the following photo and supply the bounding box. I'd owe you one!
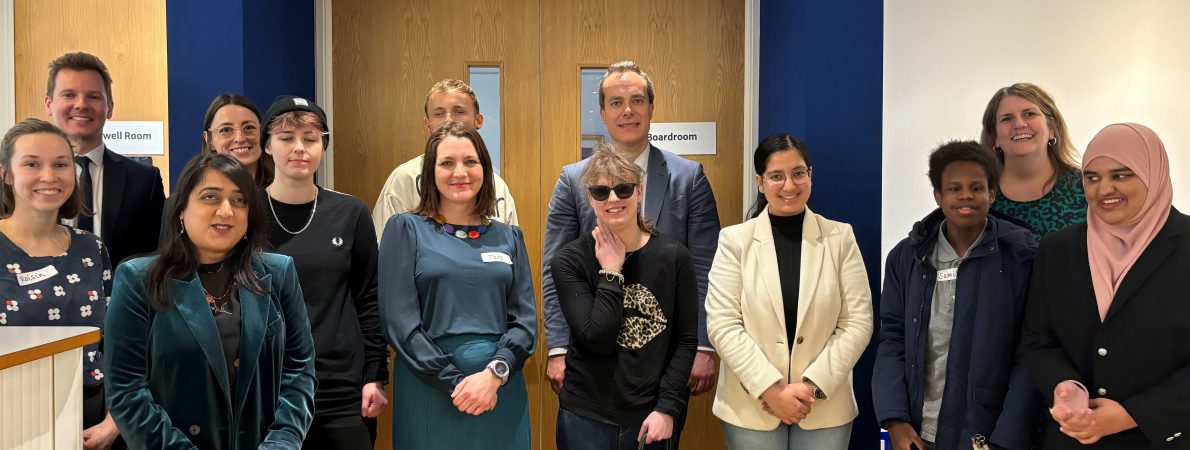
[542,61,720,442]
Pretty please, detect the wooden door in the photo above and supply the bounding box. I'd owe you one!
[332,1,743,448]
[12,0,172,189]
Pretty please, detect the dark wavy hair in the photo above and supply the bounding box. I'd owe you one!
[413,121,497,219]
[201,94,273,187]
[0,118,87,220]
[749,133,812,218]
[147,153,267,310]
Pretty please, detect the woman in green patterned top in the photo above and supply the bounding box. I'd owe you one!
[980,83,1087,237]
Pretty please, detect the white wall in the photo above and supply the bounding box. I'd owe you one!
[882,0,1190,268]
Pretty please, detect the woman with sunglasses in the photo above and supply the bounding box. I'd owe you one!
[379,121,536,450]
[202,93,273,187]
[550,145,697,449]
[706,133,872,449]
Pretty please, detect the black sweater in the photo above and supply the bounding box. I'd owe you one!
[771,212,804,351]
[264,186,388,421]
[551,232,698,426]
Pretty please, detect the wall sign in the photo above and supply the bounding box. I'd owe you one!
[102,121,165,155]
[649,122,716,155]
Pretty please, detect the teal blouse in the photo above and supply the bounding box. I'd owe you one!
[992,167,1088,237]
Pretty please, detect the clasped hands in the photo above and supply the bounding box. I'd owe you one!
[759,381,816,425]
[451,370,501,416]
[1050,380,1137,445]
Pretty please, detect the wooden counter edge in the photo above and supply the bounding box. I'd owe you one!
[0,328,101,370]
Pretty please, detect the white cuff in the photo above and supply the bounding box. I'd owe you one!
[548,348,568,357]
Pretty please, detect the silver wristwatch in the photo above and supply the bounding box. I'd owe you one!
[487,359,510,385]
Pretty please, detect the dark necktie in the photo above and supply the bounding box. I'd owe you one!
[76,156,94,232]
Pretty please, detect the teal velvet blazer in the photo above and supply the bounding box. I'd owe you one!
[104,253,316,450]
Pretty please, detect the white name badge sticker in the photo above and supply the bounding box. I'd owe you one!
[17,265,59,286]
[481,252,513,265]
[937,268,958,282]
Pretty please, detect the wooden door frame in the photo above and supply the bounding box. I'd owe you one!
[743,0,759,221]
[315,0,335,188]
[1,0,15,130]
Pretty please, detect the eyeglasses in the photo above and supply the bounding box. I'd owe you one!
[763,168,812,186]
[588,183,638,201]
[209,124,261,139]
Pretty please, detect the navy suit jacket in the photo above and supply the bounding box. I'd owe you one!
[542,144,720,351]
[100,147,165,267]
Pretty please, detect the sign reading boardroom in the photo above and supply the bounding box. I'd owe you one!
[649,122,716,155]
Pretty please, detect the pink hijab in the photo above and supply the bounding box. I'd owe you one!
[1084,123,1173,321]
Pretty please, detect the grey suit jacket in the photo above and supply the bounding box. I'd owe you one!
[542,144,720,351]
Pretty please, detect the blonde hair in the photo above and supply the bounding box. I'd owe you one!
[423,79,480,116]
[980,82,1079,173]
[580,144,657,234]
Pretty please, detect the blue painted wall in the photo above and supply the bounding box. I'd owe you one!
[759,0,883,448]
[165,0,315,188]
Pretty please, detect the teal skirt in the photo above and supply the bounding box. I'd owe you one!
[391,334,530,450]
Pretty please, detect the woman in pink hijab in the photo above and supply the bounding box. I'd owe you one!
[1023,123,1190,449]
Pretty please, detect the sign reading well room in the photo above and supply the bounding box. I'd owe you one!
[102,121,165,155]
[648,122,716,155]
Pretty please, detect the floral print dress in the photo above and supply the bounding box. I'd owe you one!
[0,226,113,388]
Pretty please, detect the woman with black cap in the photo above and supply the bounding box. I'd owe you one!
[259,95,390,449]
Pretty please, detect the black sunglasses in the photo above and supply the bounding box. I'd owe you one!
[588,183,638,201]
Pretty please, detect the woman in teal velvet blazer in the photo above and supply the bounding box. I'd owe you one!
[104,153,316,450]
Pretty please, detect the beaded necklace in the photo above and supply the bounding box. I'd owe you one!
[434,215,492,240]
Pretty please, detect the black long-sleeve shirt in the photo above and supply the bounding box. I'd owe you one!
[552,232,698,426]
[771,212,804,351]
[265,186,388,421]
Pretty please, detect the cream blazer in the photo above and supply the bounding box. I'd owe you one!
[707,207,872,430]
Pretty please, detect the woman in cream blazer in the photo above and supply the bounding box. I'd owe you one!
[707,134,872,449]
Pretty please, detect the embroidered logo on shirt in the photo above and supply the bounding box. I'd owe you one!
[617,284,667,350]
[332,237,344,247]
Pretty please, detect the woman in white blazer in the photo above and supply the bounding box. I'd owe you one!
[707,133,873,449]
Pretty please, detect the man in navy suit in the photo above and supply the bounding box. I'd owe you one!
[542,60,720,443]
[45,52,165,270]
